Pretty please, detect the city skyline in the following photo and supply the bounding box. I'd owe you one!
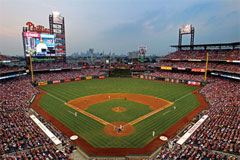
[0,0,240,56]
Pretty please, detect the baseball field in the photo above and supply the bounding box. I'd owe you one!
[36,79,199,148]
[32,78,209,156]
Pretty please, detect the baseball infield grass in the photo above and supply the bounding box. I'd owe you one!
[39,78,199,148]
[87,99,153,123]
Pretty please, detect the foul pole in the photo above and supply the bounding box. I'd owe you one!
[27,50,34,83]
[204,52,209,83]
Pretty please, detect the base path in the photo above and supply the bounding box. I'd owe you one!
[68,93,172,111]
[31,87,209,157]
[66,93,172,127]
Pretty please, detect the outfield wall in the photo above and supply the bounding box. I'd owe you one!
[137,74,204,86]
[36,74,204,86]
[37,75,107,86]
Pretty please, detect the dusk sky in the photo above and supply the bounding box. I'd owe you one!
[0,0,240,56]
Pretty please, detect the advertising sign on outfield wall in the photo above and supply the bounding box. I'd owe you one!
[38,81,48,86]
[86,76,92,80]
[188,81,201,86]
[75,77,81,81]
[99,76,105,79]
[64,79,71,82]
[53,80,61,84]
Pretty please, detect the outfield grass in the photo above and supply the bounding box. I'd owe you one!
[39,78,199,148]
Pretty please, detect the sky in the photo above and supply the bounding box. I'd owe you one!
[0,0,240,56]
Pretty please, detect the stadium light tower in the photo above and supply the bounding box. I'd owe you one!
[178,24,195,51]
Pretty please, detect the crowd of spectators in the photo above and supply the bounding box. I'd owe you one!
[0,77,74,159]
[0,54,15,61]
[131,65,151,71]
[186,79,240,154]
[144,71,206,82]
[32,62,78,71]
[155,143,238,160]
[34,69,106,82]
[0,65,25,74]
[161,49,240,60]
[155,78,240,159]
[0,54,24,74]
[153,61,240,73]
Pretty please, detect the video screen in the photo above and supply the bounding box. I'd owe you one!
[23,32,56,57]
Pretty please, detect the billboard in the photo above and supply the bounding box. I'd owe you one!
[23,32,55,57]
[180,24,191,34]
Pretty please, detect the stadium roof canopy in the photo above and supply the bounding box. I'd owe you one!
[171,42,240,50]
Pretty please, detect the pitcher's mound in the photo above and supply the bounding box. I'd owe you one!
[112,107,126,112]
[104,122,134,137]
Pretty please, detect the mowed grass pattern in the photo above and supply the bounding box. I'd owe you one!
[86,99,153,123]
[39,78,199,148]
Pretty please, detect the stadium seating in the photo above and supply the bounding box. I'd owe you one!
[161,49,240,60]
[144,71,206,82]
[0,54,15,61]
[154,77,239,159]
[0,65,25,74]
[153,61,240,73]
[0,76,75,159]
[32,62,78,70]
[34,69,105,82]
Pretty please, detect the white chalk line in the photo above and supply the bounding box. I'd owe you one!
[46,92,118,127]
[174,92,193,103]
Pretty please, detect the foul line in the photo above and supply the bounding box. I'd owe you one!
[46,92,66,103]
[174,92,193,103]
[127,102,173,126]
[45,92,115,126]
[66,103,113,126]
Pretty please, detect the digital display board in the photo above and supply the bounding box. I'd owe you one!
[23,32,55,57]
